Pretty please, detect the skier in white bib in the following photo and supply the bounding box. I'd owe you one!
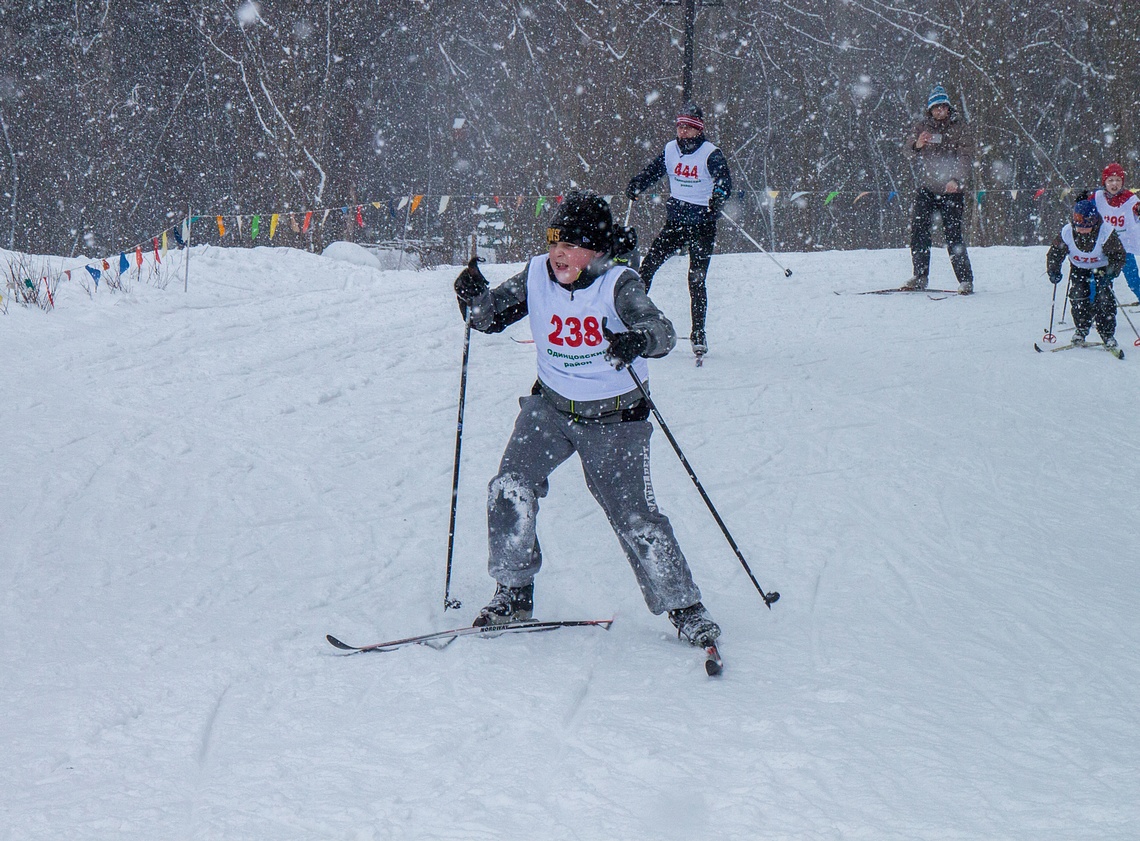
[627,103,732,357]
[1090,162,1140,305]
[452,191,721,648]
[1046,199,1125,350]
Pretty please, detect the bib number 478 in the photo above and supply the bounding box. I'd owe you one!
[548,314,603,347]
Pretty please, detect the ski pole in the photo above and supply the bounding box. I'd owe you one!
[1043,275,1060,344]
[624,366,780,608]
[718,211,793,277]
[1060,277,1071,324]
[443,308,471,611]
[443,250,480,611]
[1117,300,1140,346]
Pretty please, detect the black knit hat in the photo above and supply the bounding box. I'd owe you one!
[546,191,613,252]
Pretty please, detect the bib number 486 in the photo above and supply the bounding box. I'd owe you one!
[548,314,603,347]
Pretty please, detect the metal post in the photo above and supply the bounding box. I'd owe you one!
[681,0,697,102]
[183,205,191,292]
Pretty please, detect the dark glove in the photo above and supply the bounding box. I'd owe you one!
[454,258,488,302]
[1048,271,1062,285]
[625,186,640,201]
[611,225,637,257]
[1093,268,1113,283]
[709,189,728,214]
[602,320,648,370]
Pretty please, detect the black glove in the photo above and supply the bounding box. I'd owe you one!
[602,320,648,370]
[454,258,488,302]
[1048,271,1062,285]
[709,189,728,214]
[612,225,637,256]
[625,186,640,201]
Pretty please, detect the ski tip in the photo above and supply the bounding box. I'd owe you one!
[704,645,723,676]
[1033,343,1043,353]
[326,634,355,651]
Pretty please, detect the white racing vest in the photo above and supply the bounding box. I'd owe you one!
[1060,223,1113,270]
[1093,189,1140,253]
[526,256,649,401]
[664,140,717,207]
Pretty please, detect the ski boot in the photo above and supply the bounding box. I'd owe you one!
[473,582,534,627]
[668,602,721,647]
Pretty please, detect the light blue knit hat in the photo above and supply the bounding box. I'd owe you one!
[926,85,951,112]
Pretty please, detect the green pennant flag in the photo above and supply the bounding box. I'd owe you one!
[535,196,549,217]
[251,215,260,240]
[824,191,840,206]
[975,190,986,206]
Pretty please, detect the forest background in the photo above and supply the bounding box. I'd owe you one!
[1,0,1136,263]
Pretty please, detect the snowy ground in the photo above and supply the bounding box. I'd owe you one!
[2,241,1137,840]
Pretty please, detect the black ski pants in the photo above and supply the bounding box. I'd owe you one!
[639,217,718,336]
[1068,273,1118,340]
[910,188,974,284]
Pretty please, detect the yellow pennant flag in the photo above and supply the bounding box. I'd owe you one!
[161,231,169,258]
[410,195,424,214]
[216,216,226,237]
[270,213,279,239]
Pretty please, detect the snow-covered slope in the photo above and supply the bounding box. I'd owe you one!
[2,243,1136,839]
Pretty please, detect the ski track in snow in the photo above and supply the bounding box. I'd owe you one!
[2,243,1138,839]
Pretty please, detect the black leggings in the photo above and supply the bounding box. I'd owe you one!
[639,217,718,334]
[910,189,974,283]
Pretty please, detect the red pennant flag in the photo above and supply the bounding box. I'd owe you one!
[153,237,161,264]
[356,205,365,228]
[135,246,143,267]
[302,211,313,233]
[1034,188,1046,200]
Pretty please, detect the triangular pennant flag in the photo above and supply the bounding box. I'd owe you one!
[371,201,383,210]
[320,209,331,228]
[216,216,226,237]
[1010,190,1019,201]
[1061,187,1072,198]
[172,225,185,247]
[270,213,279,239]
[976,190,986,206]
[161,231,169,258]
[823,191,840,205]
[102,259,110,270]
[86,265,101,287]
[492,195,501,207]
[181,218,191,243]
[236,215,243,236]
[516,195,524,208]
[788,191,809,203]
[251,215,260,240]
[388,200,398,219]
[853,191,871,204]
[290,213,300,233]
[555,195,564,204]
[410,195,423,214]
[535,196,549,216]
[767,190,780,200]
[1034,188,1046,200]
[397,196,409,210]
[438,195,451,215]
[887,191,898,203]
[135,246,143,268]
[356,206,365,227]
[65,270,72,281]
[153,237,161,264]
[119,252,129,273]
[302,211,313,233]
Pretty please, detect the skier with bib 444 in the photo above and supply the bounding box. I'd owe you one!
[452,191,722,649]
[626,103,731,359]
[1046,199,1126,353]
